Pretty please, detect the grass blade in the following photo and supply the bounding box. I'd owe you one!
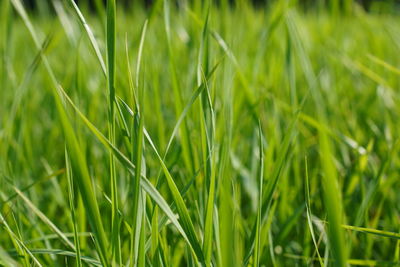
[10,1,110,264]
[106,0,121,264]
[253,123,264,267]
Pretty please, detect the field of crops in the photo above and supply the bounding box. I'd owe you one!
[1,0,400,266]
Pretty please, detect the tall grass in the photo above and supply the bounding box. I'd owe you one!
[1,1,400,266]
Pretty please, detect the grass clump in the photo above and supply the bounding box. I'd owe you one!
[1,1,400,266]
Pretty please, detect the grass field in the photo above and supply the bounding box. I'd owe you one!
[1,0,400,266]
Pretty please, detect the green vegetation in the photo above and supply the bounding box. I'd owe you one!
[1,0,400,266]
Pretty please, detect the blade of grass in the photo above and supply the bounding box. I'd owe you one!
[106,0,121,264]
[8,249,102,266]
[367,54,400,76]
[13,187,76,250]
[66,0,106,74]
[144,128,205,263]
[65,148,82,267]
[0,213,42,266]
[10,1,110,264]
[286,11,347,267]
[201,74,217,267]
[57,84,202,261]
[129,20,148,267]
[163,0,196,174]
[253,123,264,267]
[305,157,324,267]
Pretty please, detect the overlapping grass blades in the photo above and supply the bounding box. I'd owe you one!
[2,1,400,266]
[10,0,109,264]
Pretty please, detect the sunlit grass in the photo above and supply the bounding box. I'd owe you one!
[1,1,400,266]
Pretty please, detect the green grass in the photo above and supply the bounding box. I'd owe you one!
[1,1,400,266]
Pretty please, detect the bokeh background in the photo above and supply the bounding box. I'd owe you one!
[20,0,400,13]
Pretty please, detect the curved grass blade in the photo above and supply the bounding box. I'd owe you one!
[286,12,347,266]
[163,0,196,174]
[66,0,106,74]
[200,66,217,267]
[128,19,148,267]
[305,157,324,267]
[261,112,298,222]
[0,213,42,266]
[2,169,64,205]
[164,60,221,157]
[13,187,76,250]
[65,149,82,267]
[253,123,264,267]
[341,224,400,240]
[57,85,202,262]
[105,0,121,264]
[9,249,102,266]
[367,54,400,76]
[144,129,205,263]
[10,1,110,264]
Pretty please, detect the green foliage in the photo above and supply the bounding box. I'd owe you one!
[1,1,400,266]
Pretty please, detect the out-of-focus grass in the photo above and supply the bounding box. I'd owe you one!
[1,1,400,266]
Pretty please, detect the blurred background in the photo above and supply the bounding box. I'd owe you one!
[20,0,400,14]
